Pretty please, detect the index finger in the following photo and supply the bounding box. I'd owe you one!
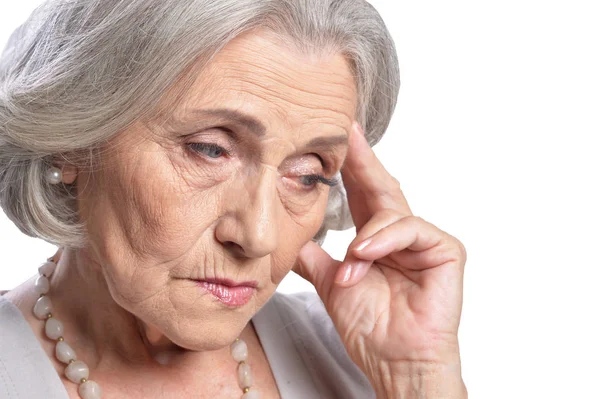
[341,122,413,216]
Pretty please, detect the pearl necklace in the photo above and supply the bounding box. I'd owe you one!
[32,257,260,399]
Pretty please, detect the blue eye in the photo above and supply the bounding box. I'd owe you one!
[188,143,228,158]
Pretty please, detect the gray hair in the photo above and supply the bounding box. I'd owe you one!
[0,0,400,248]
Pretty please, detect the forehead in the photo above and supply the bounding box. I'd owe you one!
[173,29,358,138]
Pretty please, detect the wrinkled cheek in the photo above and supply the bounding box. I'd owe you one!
[100,258,175,321]
[175,153,235,190]
[270,251,299,285]
[277,182,330,219]
[270,201,330,285]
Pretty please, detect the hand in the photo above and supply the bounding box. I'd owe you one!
[293,122,467,396]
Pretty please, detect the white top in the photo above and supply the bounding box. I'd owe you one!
[0,290,375,398]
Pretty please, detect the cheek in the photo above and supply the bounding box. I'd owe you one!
[277,176,328,215]
[270,191,331,283]
[81,147,219,268]
[102,259,171,310]
[122,173,224,263]
[175,150,233,190]
[82,138,332,288]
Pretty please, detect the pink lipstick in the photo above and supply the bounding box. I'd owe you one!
[194,278,256,307]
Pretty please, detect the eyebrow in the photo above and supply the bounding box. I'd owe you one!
[190,108,267,137]
[188,108,349,151]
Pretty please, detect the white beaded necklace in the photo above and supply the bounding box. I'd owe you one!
[32,257,260,399]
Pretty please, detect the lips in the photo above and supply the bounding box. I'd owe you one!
[198,277,258,288]
[192,277,257,307]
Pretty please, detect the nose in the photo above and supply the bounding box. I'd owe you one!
[214,167,280,259]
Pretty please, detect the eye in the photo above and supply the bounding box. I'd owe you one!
[298,174,340,189]
[188,143,229,159]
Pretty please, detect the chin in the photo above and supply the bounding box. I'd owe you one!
[164,296,256,350]
[167,317,249,352]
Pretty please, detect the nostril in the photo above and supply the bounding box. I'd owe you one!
[223,241,245,257]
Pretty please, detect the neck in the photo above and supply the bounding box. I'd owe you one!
[46,246,241,372]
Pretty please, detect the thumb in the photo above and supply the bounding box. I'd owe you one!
[293,240,341,301]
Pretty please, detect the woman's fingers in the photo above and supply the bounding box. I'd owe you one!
[293,240,342,301]
[341,167,372,230]
[334,258,372,287]
[357,217,442,258]
[332,121,421,287]
[349,209,404,250]
[334,210,403,287]
[341,122,413,218]
[335,215,457,287]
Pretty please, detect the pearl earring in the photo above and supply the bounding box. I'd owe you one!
[45,166,63,185]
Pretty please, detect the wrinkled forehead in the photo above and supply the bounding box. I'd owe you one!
[172,30,358,140]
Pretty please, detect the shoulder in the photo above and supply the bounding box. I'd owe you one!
[0,295,38,394]
[0,295,70,398]
[0,293,30,334]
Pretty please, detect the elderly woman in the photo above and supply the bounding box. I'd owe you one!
[0,0,467,398]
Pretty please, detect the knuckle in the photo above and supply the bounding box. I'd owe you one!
[460,241,467,263]
[389,175,401,189]
[409,215,425,224]
[401,215,424,229]
[380,208,401,220]
[452,236,467,264]
[459,240,467,256]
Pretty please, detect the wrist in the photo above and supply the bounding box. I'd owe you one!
[369,357,467,399]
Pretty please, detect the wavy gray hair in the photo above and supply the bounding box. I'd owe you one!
[0,0,400,248]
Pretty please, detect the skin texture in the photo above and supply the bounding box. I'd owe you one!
[7,28,356,397]
[8,27,469,399]
[73,28,355,354]
[293,121,468,398]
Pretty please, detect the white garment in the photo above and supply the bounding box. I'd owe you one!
[0,290,375,398]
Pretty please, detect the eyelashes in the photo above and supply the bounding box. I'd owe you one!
[186,142,339,189]
[188,142,229,158]
[300,174,340,187]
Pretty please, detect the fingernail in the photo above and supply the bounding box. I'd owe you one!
[335,263,353,284]
[354,238,372,252]
[350,260,371,282]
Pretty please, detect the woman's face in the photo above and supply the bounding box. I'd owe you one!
[77,29,357,350]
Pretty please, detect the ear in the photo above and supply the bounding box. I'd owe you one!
[61,165,78,184]
[52,158,78,184]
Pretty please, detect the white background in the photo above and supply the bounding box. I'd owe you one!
[1,1,599,398]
